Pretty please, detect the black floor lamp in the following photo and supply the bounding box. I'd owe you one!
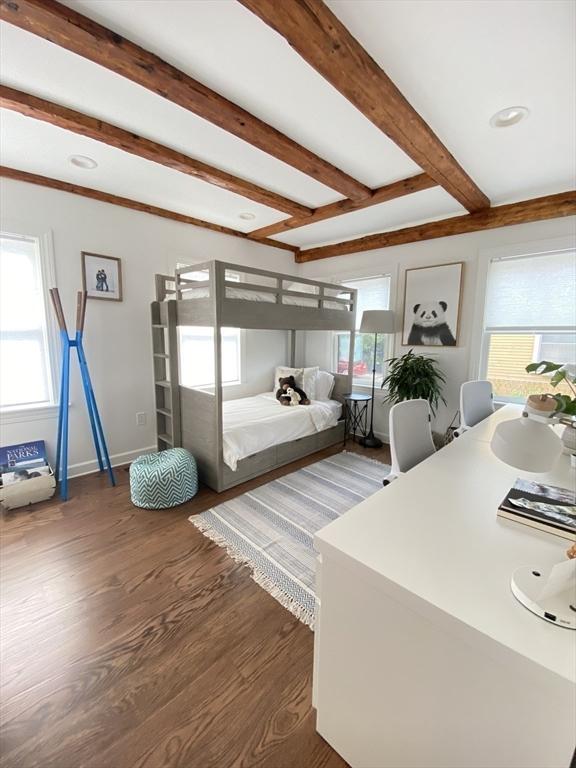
[358,310,395,449]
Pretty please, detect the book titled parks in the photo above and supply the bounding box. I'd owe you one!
[498,478,576,541]
[0,441,48,476]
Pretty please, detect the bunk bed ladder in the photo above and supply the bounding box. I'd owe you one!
[150,299,181,451]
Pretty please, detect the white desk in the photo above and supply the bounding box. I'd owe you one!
[461,402,565,444]
[313,407,576,768]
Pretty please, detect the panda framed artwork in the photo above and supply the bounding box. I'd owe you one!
[402,262,464,347]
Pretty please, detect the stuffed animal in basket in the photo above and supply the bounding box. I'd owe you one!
[276,375,310,406]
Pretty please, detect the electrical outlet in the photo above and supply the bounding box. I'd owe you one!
[136,412,147,426]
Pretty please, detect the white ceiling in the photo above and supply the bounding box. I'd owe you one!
[274,187,466,248]
[63,0,422,189]
[1,0,574,250]
[0,110,288,231]
[0,23,339,210]
[327,0,576,205]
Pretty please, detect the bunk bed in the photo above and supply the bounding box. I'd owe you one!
[151,260,357,492]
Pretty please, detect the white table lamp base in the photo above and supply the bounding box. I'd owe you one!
[511,559,576,629]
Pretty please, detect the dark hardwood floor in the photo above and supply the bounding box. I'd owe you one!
[0,442,390,768]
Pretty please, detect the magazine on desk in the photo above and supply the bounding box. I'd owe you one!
[498,478,576,541]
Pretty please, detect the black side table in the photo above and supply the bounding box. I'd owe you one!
[343,393,371,445]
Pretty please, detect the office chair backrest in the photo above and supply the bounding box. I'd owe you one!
[389,399,436,475]
[460,380,494,430]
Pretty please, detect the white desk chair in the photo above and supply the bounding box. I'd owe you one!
[455,380,494,436]
[384,399,436,485]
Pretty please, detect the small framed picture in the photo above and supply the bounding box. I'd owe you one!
[402,262,463,346]
[82,252,123,302]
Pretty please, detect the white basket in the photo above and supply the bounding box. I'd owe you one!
[0,467,56,510]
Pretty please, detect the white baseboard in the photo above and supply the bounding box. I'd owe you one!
[67,444,157,478]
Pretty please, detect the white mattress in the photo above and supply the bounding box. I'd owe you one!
[222,392,342,471]
[180,285,347,310]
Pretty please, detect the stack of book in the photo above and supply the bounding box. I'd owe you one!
[0,441,56,510]
[498,478,576,541]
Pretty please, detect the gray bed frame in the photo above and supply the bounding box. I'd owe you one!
[150,260,357,492]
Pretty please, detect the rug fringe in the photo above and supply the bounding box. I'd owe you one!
[340,449,389,468]
[189,515,315,629]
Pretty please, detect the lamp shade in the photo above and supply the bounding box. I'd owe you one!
[360,310,395,334]
[490,417,563,472]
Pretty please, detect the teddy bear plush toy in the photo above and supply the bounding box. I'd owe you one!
[276,375,310,406]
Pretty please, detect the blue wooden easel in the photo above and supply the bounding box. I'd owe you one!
[49,289,115,500]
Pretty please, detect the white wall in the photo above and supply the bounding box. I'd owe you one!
[299,216,576,440]
[0,178,298,475]
[2,177,573,469]
[195,329,291,401]
[233,329,291,399]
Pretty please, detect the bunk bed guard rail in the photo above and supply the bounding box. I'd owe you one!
[154,260,356,332]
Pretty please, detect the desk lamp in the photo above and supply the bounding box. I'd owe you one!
[490,394,576,630]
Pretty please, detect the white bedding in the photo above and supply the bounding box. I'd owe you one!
[222,392,342,471]
[181,285,347,310]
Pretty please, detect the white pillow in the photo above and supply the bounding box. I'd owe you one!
[316,371,335,400]
[274,365,318,400]
[275,366,303,391]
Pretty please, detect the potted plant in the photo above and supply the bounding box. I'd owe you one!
[381,349,447,416]
[526,360,576,456]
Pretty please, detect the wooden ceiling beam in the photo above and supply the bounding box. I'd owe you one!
[0,85,312,218]
[248,172,437,239]
[239,0,490,214]
[0,166,299,254]
[295,192,576,262]
[0,0,372,203]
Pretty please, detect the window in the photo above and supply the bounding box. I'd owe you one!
[176,264,243,389]
[334,275,391,387]
[480,248,576,403]
[0,233,56,411]
[178,327,242,388]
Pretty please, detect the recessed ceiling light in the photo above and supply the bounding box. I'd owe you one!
[489,106,529,128]
[69,154,98,169]
[239,212,256,221]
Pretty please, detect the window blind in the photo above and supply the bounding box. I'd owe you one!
[343,275,391,330]
[0,234,53,408]
[484,249,576,331]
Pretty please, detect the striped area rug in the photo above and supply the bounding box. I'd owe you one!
[189,451,388,628]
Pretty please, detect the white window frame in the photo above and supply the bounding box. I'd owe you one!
[176,263,246,390]
[178,326,245,390]
[470,235,576,404]
[331,272,394,389]
[0,227,60,423]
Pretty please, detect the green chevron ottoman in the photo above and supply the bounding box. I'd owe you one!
[130,448,198,509]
